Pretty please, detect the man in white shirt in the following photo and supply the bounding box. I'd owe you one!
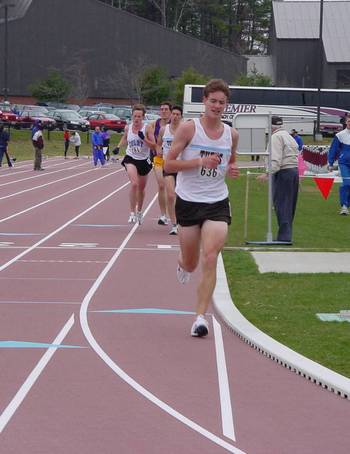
[257,116,299,243]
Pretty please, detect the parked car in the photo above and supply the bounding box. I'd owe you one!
[16,110,56,130]
[0,103,18,126]
[86,113,126,132]
[144,112,160,125]
[111,106,132,122]
[12,104,49,115]
[319,115,343,137]
[79,109,105,118]
[51,110,90,131]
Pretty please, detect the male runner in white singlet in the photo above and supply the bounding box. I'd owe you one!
[164,79,239,337]
[157,105,183,235]
[115,104,155,224]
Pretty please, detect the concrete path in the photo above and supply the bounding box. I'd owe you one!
[251,251,350,273]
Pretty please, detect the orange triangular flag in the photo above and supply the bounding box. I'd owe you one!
[313,177,335,199]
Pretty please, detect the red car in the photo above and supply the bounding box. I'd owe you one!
[0,103,18,126]
[86,113,126,132]
[16,110,56,130]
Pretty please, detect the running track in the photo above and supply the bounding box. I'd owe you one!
[0,157,349,454]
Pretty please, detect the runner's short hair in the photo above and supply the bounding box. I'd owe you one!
[132,104,146,116]
[160,101,172,109]
[203,79,230,99]
[171,105,183,115]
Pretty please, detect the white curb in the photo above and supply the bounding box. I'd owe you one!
[213,253,350,400]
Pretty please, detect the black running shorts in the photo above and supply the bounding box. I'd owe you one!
[175,196,231,227]
[121,154,153,176]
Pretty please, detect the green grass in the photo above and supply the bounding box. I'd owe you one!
[6,128,123,161]
[224,173,350,377]
[222,251,350,377]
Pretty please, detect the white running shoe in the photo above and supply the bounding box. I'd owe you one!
[169,224,178,235]
[191,315,209,337]
[177,264,191,284]
[128,212,136,224]
[136,211,143,225]
[158,215,168,225]
[340,205,349,216]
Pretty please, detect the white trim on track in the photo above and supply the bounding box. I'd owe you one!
[0,161,89,187]
[0,179,130,272]
[212,316,236,441]
[213,254,350,400]
[79,195,247,454]
[0,313,75,433]
[0,168,124,225]
[0,167,103,201]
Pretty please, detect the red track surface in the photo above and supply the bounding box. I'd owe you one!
[0,157,349,454]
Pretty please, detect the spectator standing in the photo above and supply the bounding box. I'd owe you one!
[70,131,81,159]
[328,115,350,215]
[290,129,304,152]
[32,122,45,171]
[92,126,105,167]
[101,126,110,161]
[0,123,12,168]
[257,116,299,243]
[164,79,240,337]
[63,128,70,159]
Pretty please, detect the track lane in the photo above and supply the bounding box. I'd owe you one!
[0,162,350,453]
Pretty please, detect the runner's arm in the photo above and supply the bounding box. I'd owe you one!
[164,121,219,172]
[226,128,240,178]
[156,126,165,157]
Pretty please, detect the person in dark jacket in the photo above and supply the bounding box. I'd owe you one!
[32,122,45,170]
[0,123,12,168]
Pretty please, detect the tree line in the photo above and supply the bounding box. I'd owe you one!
[99,0,272,55]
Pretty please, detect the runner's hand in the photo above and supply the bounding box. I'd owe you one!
[227,163,240,178]
[202,154,220,169]
[112,147,120,155]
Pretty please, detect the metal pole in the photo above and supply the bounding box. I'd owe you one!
[315,0,324,140]
[266,113,273,242]
[244,171,250,242]
[3,4,8,101]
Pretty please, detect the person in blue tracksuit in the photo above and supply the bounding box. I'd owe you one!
[328,115,350,215]
[290,129,304,152]
[92,126,105,166]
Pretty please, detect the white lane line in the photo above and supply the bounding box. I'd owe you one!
[0,301,81,305]
[59,243,98,248]
[212,316,236,441]
[19,260,108,264]
[0,313,75,433]
[79,195,247,454]
[0,179,129,272]
[0,161,89,187]
[0,168,124,225]
[0,158,70,179]
[0,277,95,281]
[0,167,99,200]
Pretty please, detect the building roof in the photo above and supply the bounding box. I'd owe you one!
[0,0,32,23]
[273,1,350,63]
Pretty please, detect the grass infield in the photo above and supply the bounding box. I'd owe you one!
[225,172,350,378]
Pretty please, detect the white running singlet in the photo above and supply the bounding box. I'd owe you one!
[126,124,150,160]
[162,124,174,160]
[175,118,232,203]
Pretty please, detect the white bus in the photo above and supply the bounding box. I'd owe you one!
[183,85,350,135]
